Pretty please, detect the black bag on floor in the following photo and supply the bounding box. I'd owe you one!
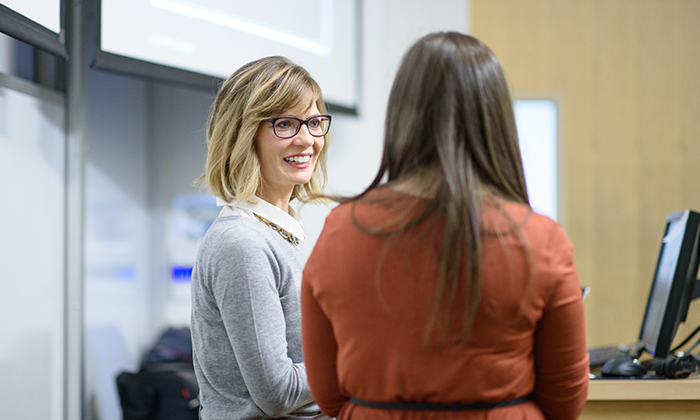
[116,361,199,420]
[116,327,199,420]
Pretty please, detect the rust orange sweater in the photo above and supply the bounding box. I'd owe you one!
[301,190,589,420]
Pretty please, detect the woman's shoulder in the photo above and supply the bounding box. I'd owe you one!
[327,188,426,224]
[199,216,278,255]
[208,215,267,238]
[487,201,570,246]
[200,216,305,270]
[319,202,357,238]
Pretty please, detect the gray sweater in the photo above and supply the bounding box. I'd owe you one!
[190,216,321,419]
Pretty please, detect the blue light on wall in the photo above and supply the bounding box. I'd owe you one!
[171,265,193,283]
[115,267,136,282]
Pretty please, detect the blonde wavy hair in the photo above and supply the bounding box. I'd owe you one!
[198,56,329,205]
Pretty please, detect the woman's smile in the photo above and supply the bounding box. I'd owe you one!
[284,153,313,167]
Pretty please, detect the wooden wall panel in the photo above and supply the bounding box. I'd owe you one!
[472,0,700,348]
[680,1,700,215]
[590,0,638,345]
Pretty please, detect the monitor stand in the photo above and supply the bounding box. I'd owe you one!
[692,278,700,300]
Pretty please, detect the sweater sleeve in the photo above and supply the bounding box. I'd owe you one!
[301,267,348,417]
[532,223,589,420]
[212,228,314,417]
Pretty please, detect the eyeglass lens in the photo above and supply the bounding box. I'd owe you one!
[272,116,330,138]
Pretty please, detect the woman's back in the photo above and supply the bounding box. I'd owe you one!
[301,189,589,419]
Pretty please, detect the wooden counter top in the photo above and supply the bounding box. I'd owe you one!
[588,377,700,401]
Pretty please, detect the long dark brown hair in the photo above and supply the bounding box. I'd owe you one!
[343,32,530,345]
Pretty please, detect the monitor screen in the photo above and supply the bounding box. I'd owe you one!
[639,209,700,358]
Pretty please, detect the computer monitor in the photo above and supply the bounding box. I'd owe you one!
[639,209,700,358]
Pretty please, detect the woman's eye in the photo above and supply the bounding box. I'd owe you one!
[275,120,292,130]
[308,119,321,128]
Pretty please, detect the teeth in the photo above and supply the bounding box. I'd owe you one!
[284,155,311,163]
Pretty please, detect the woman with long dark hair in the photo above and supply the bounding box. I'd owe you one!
[301,32,588,419]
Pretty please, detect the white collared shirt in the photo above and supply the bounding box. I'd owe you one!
[215,196,305,240]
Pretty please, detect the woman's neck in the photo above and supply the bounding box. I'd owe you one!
[258,187,293,213]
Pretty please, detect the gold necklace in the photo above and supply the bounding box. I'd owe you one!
[254,214,300,246]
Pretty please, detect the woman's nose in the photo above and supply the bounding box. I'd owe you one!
[292,124,315,146]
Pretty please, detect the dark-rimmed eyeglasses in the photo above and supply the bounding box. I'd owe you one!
[262,115,332,139]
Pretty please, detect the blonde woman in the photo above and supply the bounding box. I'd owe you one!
[191,56,331,420]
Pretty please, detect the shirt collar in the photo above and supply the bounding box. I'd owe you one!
[216,196,305,240]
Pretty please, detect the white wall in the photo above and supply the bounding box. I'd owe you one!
[150,83,214,330]
[84,70,154,420]
[0,73,66,420]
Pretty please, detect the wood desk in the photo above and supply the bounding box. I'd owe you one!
[580,378,700,419]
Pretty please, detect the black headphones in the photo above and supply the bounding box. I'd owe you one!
[649,355,699,379]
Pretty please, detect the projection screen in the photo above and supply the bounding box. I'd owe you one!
[95,0,360,113]
[0,0,65,57]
